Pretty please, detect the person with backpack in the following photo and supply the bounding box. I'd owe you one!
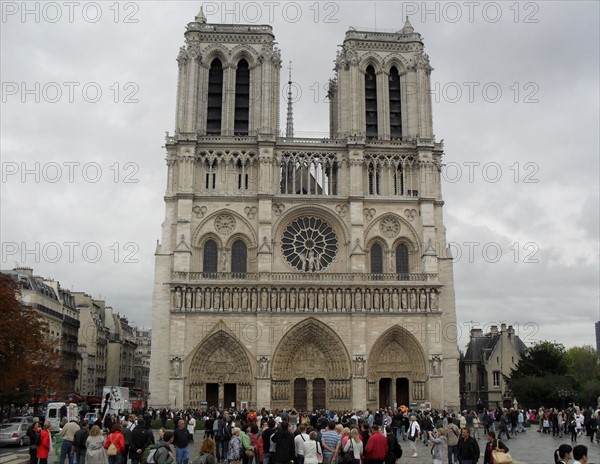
[446,417,460,464]
[74,420,91,464]
[194,438,217,464]
[271,422,295,464]
[131,419,153,464]
[152,431,175,464]
[261,419,277,464]
[104,424,126,464]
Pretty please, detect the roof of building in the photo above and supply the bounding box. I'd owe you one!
[464,328,527,363]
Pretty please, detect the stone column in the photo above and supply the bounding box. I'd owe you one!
[218,382,224,409]
[307,380,313,411]
[391,378,397,407]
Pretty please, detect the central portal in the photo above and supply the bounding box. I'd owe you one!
[294,378,307,409]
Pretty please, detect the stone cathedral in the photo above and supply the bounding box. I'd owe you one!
[149,8,460,412]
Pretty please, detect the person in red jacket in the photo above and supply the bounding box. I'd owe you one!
[104,424,126,464]
[37,422,53,464]
[365,425,388,464]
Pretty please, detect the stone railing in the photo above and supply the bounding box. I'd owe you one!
[171,271,437,284]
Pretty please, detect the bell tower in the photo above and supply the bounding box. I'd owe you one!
[174,7,281,137]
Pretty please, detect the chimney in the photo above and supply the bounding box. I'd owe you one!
[15,266,33,276]
[508,325,515,338]
[500,323,507,332]
[489,325,498,335]
[471,328,484,338]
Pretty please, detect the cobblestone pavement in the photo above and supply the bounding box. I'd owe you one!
[3,429,597,464]
[185,429,599,464]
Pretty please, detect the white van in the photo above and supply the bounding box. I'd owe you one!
[46,403,79,432]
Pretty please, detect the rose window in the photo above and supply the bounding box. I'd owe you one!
[281,217,338,272]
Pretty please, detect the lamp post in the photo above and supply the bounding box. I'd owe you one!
[557,389,574,409]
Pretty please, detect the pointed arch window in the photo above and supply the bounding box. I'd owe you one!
[207,58,223,135]
[389,66,402,139]
[370,243,383,274]
[234,59,250,136]
[365,65,378,139]
[203,239,218,274]
[231,240,247,276]
[396,243,409,275]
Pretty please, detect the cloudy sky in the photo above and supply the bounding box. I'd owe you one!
[1,1,598,351]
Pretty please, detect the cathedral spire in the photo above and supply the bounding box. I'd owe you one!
[195,5,207,23]
[402,16,414,34]
[285,61,294,138]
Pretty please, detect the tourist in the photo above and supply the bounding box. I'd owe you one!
[188,415,197,444]
[365,424,387,464]
[60,417,81,464]
[482,432,508,464]
[553,444,572,464]
[154,431,176,464]
[197,438,217,464]
[37,422,53,464]
[429,429,447,464]
[294,424,310,464]
[456,428,479,464]
[321,422,341,464]
[272,422,295,464]
[572,444,588,464]
[27,418,41,464]
[86,425,108,464]
[407,415,421,458]
[104,424,126,464]
[383,426,400,464]
[74,420,90,464]
[173,420,191,464]
[227,428,242,464]
[342,429,363,464]
[302,432,322,464]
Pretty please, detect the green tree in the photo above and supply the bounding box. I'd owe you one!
[506,341,574,408]
[566,345,600,407]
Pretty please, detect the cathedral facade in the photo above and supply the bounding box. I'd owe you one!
[149,9,460,412]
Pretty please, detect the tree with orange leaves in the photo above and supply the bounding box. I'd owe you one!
[0,274,65,408]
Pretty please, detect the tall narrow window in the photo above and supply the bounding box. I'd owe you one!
[234,59,250,135]
[231,240,247,276]
[207,59,223,135]
[396,244,409,274]
[389,67,402,139]
[368,161,381,195]
[205,160,217,190]
[370,243,383,274]
[394,165,404,195]
[203,240,218,274]
[237,160,249,190]
[365,65,378,139]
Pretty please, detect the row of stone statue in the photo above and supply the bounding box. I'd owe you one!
[173,286,439,312]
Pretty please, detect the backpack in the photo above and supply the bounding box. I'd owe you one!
[144,445,169,464]
[223,424,232,441]
[192,454,209,464]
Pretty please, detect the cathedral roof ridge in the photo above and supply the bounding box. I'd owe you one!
[344,25,422,43]
[186,21,274,36]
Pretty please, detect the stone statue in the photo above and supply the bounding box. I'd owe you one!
[214,288,221,310]
[355,356,365,376]
[430,290,438,310]
[279,289,287,311]
[241,288,248,310]
[317,289,325,310]
[171,358,181,378]
[344,289,352,311]
[431,355,441,376]
[260,288,268,310]
[326,289,334,311]
[299,289,306,309]
[391,289,399,311]
[185,289,192,309]
[401,290,407,310]
[250,289,257,310]
[307,289,315,310]
[232,288,239,310]
[270,289,278,311]
[382,289,390,311]
[204,288,212,310]
[196,288,203,310]
[410,290,417,310]
[289,289,296,310]
[354,289,362,310]
[420,290,427,310]
[175,288,182,309]
[364,289,372,311]
[373,289,380,310]
[223,288,230,309]
[335,289,342,311]
[259,356,269,377]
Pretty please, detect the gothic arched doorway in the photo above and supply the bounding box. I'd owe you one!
[368,325,427,409]
[187,323,254,409]
[271,318,352,410]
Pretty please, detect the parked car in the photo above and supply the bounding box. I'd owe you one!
[7,417,34,424]
[0,423,30,447]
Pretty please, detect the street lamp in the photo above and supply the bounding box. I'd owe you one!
[557,389,574,409]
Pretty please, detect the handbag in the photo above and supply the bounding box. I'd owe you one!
[245,448,255,458]
[492,443,513,464]
[316,442,323,464]
[107,436,118,456]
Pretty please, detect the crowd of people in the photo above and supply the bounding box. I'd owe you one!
[11,403,600,464]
